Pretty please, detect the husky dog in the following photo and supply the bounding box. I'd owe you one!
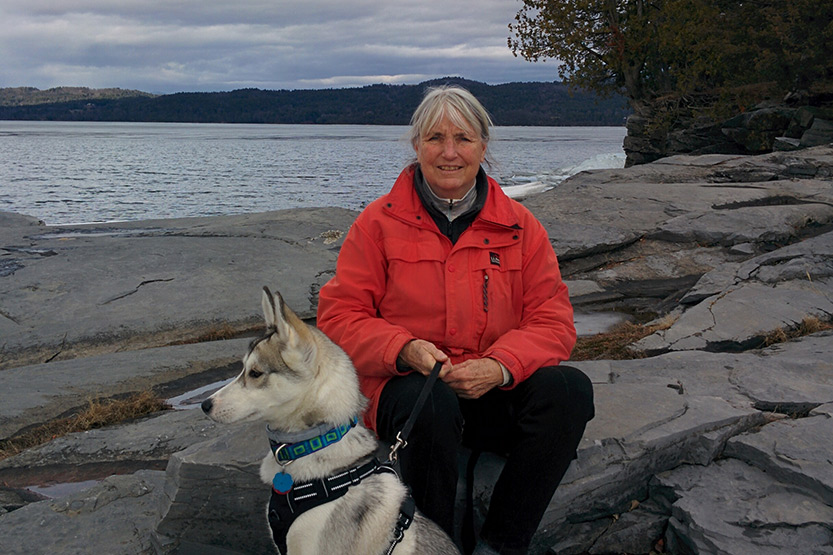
[202,287,460,555]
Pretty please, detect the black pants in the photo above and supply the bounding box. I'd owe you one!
[376,365,595,555]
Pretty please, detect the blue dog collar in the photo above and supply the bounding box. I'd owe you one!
[267,416,359,463]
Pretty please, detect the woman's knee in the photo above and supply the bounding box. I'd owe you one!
[560,365,595,422]
[519,365,595,425]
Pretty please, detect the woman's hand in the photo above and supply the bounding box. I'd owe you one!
[443,358,504,399]
[397,339,451,378]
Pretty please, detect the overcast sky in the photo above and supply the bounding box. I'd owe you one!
[0,0,560,94]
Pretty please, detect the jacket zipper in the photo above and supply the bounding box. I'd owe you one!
[482,272,489,313]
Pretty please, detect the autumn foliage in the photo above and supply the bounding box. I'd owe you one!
[510,0,833,110]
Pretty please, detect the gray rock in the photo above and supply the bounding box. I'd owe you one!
[596,336,833,412]
[653,459,833,554]
[773,136,802,151]
[154,420,276,554]
[638,278,833,352]
[0,486,45,514]
[0,208,357,369]
[585,499,667,555]
[624,98,833,164]
[0,409,220,472]
[683,230,833,301]
[786,106,818,138]
[721,107,794,152]
[531,334,833,552]
[526,146,833,321]
[724,403,833,505]
[0,470,166,555]
[637,232,833,353]
[727,241,757,256]
[651,203,833,246]
[0,338,247,441]
[730,334,833,414]
[0,211,44,239]
[801,118,833,148]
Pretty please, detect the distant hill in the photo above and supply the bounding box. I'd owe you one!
[0,86,156,107]
[0,78,629,126]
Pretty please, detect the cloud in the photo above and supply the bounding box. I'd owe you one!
[0,0,560,93]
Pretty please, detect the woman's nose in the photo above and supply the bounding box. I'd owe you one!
[441,138,457,158]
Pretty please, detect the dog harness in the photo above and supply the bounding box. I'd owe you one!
[265,418,415,555]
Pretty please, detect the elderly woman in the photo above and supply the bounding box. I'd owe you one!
[317,86,594,555]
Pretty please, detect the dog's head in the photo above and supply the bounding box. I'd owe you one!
[201,286,319,428]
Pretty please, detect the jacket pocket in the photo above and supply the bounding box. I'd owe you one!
[380,236,447,341]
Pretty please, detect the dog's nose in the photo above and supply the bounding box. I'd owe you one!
[201,398,213,414]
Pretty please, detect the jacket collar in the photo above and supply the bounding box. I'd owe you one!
[414,165,485,223]
[384,164,521,230]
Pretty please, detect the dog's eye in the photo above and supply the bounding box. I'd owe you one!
[248,369,264,379]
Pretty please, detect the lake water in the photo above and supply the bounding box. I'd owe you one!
[0,121,626,226]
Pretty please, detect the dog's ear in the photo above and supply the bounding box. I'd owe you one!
[261,286,318,370]
[261,287,307,343]
[262,286,279,330]
[262,286,297,337]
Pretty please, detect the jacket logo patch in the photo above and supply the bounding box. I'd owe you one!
[490,252,501,266]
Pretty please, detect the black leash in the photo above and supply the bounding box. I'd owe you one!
[388,360,444,462]
[385,360,483,554]
[385,360,481,554]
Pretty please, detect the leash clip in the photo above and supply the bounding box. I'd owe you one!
[273,443,295,468]
[388,432,407,463]
[388,361,443,465]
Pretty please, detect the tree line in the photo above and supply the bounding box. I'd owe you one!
[509,0,833,118]
[0,78,629,126]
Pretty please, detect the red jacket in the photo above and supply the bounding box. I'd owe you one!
[317,166,576,431]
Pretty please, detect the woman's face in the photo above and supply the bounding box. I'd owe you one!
[414,114,486,199]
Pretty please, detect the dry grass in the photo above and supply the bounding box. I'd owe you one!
[169,322,263,346]
[761,316,833,348]
[193,324,242,342]
[571,316,676,361]
[0,391,169,461]
[571,314,832,362]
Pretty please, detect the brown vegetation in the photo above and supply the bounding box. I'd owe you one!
[168,322,262,345]
[571,318,675,361]
[761,316,833,348]
[0,391,169,461]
